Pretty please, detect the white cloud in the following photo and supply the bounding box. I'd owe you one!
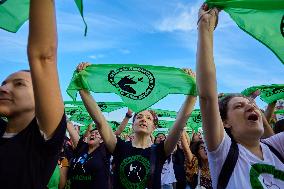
[154,1,235,33]
[119,49,131,54]
[88,54,105,59]
[154,2,199,32]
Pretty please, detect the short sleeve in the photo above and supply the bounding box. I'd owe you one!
[42,114,67,156]
[207,132,232,188]
[113,137,126,156]
[262,132,284,158]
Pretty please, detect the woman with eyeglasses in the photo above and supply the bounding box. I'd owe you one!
[181,131,212,189]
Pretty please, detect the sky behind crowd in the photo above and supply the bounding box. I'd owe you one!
[1,0,283,121]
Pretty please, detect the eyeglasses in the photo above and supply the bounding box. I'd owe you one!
[199,146,206,151]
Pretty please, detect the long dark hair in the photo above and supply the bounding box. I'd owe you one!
[218,93,253,141]
[191,141,206,168]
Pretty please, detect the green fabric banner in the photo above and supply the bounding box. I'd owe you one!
[69,112,93,126]
[155,109,202,132]
[275,109,284,114]
[0,0,87,34]
[187,109,202,132]
[78,121,132,135]
[65,101,126,113]
[74,0,88,36]
[158,120,175,128]
[65,106,86,117]
[206,0,284,64]
[67,64,197,112]
[242,84,284,103]
[78,125,89,135]
[150,109,177,118]
[108,121,132,130]
[47,165,60,189]
[0,0,29,32]
[74,114,203,135]
[108,121,121,130]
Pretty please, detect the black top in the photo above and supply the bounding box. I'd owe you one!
[173,146,186,183]
[0,115,67,189]
[68,139,111,189]
[112,137,167,189]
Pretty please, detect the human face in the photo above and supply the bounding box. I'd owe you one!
[88,130,103,145]
[132,110,156,135]
[0,71,35,117]
[192,132,203,142]
[155,134,166,144]
[198,144,207,160]
[225,97,263,140]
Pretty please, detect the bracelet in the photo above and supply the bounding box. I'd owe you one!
[125,113,133,118]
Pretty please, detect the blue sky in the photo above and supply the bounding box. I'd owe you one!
[1,0,283,121]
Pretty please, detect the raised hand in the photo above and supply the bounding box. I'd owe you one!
[197,3,220,31]
[77,62,91,72]
[182,68,196,79]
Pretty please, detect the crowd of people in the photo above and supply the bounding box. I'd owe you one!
[0,1,283,189]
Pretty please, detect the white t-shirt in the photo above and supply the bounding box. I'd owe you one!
[161,154,177,185]
[207,132,284,189]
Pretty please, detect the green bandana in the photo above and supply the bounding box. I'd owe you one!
[206,0,284,64]
[187,109,202,132]
[0,0,29,32]
[150,109,177,118]
[0,0,87,33]
[154,109,202,132]
[65,101,126,113]
[158,120,175,128]
[275,109,284,114]
[67,64,197,112]
[242,84,284,103]
[74,0,87,36]
[69,112,93,126]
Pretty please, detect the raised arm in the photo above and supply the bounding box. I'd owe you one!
[181,131,194,161]
[28,0,64,138]
[114,109,133,136]
[67,121,80,148]
[164,95,196,156]
[196,4,223,151]
[77,63,117,153]
[164,69,197,156]
[261,112,275,138]
[265,101,276,123]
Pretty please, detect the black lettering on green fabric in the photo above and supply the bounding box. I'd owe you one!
[108,67,155,100]
[281,16,284,37]
[0,0,7,5]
